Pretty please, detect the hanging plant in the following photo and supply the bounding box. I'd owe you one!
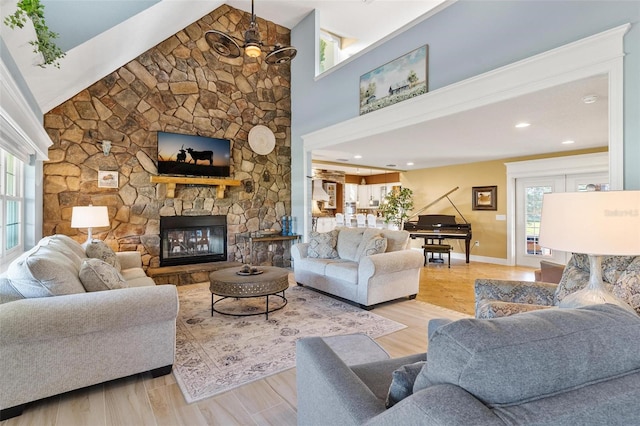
[4,0,65,68]
[379,187,414,229]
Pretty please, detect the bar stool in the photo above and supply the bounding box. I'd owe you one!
[422,244,452,268]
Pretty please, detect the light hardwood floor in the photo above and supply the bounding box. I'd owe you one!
[2,260,535,426]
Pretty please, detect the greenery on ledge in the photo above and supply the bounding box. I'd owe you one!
[4,0,65,68]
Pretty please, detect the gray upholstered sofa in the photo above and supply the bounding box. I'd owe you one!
[291,227,423,309]
[0,234,178,420]
[297,303,640,425]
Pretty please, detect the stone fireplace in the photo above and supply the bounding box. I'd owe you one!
[41,5,292,269]
[159,215,227,266]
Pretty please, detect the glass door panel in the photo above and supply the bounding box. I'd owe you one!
[516,176,564,267]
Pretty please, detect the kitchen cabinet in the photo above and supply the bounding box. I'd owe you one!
[344,184,358,202]
[357,183,401,209]
[357,185,373,209]
[323,182,337,209]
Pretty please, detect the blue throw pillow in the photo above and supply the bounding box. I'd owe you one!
[385,361,426,408]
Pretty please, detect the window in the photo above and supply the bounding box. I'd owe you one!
[319,30,347,73]
[0,149,24,263]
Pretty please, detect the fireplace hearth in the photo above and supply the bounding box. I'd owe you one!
[160,215,227,266]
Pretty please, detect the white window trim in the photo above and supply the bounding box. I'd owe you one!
[0,150,25,270]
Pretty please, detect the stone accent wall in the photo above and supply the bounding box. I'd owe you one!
[42,5,292,268]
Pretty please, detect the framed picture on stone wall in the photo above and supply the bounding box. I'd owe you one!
[98,171,119,189]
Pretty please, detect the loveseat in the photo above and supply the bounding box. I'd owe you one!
[297,303,640,425]
[291,227,423,309]
[475,254,640,318]
[0,234,178,420]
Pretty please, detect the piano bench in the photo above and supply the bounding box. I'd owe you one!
[422,244,452,268]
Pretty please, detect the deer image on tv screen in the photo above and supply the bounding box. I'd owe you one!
[157,132,231,177]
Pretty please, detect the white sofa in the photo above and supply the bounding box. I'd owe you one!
[0,234,178,420]
[291,227,423,309]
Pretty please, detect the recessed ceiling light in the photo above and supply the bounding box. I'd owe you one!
[406,162,414,166]
[354,155,362,159]
[562,140,575,145]
[582,95,598,104]
[515,122,531,128]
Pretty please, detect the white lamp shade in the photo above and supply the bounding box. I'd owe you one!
[71,206,110,229]
[539,191,640,256]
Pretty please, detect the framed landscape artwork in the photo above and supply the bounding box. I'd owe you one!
[472,186,497,210]
[359,45,428,115]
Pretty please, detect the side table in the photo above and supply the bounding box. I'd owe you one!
[236,233,301,266]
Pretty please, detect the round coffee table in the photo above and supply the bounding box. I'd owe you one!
[209,266,289,319]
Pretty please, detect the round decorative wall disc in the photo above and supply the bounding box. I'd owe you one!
[248,125,276,155]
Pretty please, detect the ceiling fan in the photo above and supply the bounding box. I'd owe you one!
[204,0,297,64]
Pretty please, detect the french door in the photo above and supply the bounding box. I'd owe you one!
[515,172,608,267]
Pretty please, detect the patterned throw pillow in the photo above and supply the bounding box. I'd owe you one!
[85,240,121,271]
[79,258,127,292]
[361,236,387,257]
[308,230,339,259]
[612,257,640,315]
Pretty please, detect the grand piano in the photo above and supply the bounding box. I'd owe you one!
[403,187,472,263]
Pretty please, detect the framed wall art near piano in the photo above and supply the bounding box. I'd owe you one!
[472,186,497,211]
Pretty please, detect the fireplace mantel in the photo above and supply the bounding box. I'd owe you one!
[150,176,241,198]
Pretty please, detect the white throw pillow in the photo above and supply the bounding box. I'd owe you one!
[308,230,339,259]
[8,244,86,297]
[85,240,121,271]
[79,258,127,292]
[360,236,387,258]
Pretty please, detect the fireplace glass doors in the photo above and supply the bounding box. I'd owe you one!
[160,215,227,266]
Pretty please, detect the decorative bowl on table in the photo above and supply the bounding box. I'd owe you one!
[236,265,263,276]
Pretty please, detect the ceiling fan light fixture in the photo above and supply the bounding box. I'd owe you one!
[204,30,242,58]
[205,0,296,64]
[265,45,297,64]
[245,43,262,58]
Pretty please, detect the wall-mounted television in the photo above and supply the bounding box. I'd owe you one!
[157,131,231,177]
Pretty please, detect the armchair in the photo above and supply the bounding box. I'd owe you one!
[475,254,640,319]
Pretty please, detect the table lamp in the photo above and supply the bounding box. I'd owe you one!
[71,205,110,245]
[538,190,640,312]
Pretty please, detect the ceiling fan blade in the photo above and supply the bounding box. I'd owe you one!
[205,30,242,58]
[266,46,297,64]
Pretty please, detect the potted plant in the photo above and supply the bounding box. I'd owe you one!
[4,0,65,67]
[379,187,414,229]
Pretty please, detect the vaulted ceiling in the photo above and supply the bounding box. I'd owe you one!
[1,0,444,113]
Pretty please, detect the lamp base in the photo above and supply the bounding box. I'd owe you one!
[558,254,635,314]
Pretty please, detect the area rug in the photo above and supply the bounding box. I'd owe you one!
[173,284,407,403]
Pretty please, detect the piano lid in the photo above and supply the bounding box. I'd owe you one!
[408,187,469,224]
